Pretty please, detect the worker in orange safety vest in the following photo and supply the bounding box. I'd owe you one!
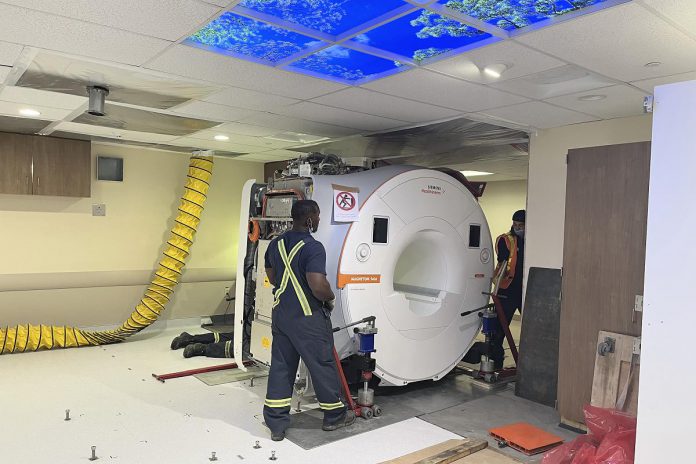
[490,209,526,369]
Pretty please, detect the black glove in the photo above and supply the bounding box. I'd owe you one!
[323,298,336,311]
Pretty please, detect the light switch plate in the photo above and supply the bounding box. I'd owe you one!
[92,204,106,216]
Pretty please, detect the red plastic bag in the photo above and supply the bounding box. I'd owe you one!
[584,405,637,441]
[542,405,636,464]
[541,435,598,464]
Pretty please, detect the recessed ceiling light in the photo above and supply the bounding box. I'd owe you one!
[214,134,229,141]
[578,94,607,101]
[644,61,661,68]
[483,64,508,79]
[461,170,494,177]
[19,108,41,117]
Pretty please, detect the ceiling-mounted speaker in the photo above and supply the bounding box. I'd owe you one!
[87,85,109,116]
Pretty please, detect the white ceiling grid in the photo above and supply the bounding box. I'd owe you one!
[0,1,693,163]
[0,3,171,66]
[480,101,599,130]
[0,41,23,67]
[310,88,461,123]
[0,0,221,42]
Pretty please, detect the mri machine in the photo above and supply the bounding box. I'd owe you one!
[233,156,493,387]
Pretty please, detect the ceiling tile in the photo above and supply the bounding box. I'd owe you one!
[361,68,529,112]
[54,121,179,143]
[212,122,282,137]
[0,0,220,42]
[517,2,696,82]
[233,155,267,162]
[171,100,263,123]
[479,101,598,130]
[631,71,696,93]
[146,45,347,100]
[187,129,299,149]
[489,65,616,100]
[0,41,23,66]
[170,136,262,153]
[201,0,235,7]
[426,41,566,84]
[0,66,10,83]
[545,85,649,119]
[271,102,406,131]
[0,86,86,110]
[239,113,359,138]
[202,87,300,112]
[0,100,72,120]
[0,4,171,66]
[640,0,696,39]
[310,88,460,123]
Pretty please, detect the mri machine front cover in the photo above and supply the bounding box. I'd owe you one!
[313,168,493,385]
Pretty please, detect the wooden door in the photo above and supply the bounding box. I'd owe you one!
[32,136,91,197]
[558,142,649,426]
[0,132,33,195]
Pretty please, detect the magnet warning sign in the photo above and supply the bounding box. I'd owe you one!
[332,184,360,222]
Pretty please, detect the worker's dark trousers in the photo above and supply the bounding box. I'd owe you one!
[203,333,235,358]
[263,305,345,434]
[184,332,235,358]
[492,287,522,367]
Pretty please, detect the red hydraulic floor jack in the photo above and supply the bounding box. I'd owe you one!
[460,292,519,385]
[331,316,382,419]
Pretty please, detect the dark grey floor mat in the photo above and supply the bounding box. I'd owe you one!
[194,366,268,386]
[284,371,494,450]
[419,387,580,463]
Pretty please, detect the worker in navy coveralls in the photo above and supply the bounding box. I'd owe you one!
[263,200,355,441]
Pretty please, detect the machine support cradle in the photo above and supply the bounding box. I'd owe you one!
[461,292,519,384]
[332,316,382,420]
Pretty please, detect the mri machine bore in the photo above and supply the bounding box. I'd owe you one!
[233,157,493,388]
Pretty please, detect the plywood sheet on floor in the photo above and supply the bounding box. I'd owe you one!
[380,439,522,464]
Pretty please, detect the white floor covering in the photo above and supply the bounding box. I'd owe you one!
[0,321,462,463]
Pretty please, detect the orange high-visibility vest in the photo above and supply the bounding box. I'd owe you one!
[493,232,518,290]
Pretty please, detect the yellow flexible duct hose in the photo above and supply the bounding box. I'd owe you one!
[0,155,213,355]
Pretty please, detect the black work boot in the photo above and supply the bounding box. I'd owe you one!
[271,431,285,441]
[322,410,356,431]
[183,343,206,358]
[170,332,195,350]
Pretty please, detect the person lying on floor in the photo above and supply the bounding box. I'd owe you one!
[170,331,234,358]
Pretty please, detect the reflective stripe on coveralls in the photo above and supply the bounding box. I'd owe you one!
[264,398,292,408]
[271,239,312,316]
[319,401,344,410]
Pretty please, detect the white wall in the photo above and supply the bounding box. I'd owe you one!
[526,115,653,275]
[0,143,263,327]
[478,180,528,243]
[635,80,696,463]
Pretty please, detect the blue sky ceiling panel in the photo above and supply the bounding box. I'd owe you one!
[437,0,613,31]
[187,0,622,85]
[350,9,492,64]
[236,0,411,36]
[287,46,408,84]
[188,12,324,64]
